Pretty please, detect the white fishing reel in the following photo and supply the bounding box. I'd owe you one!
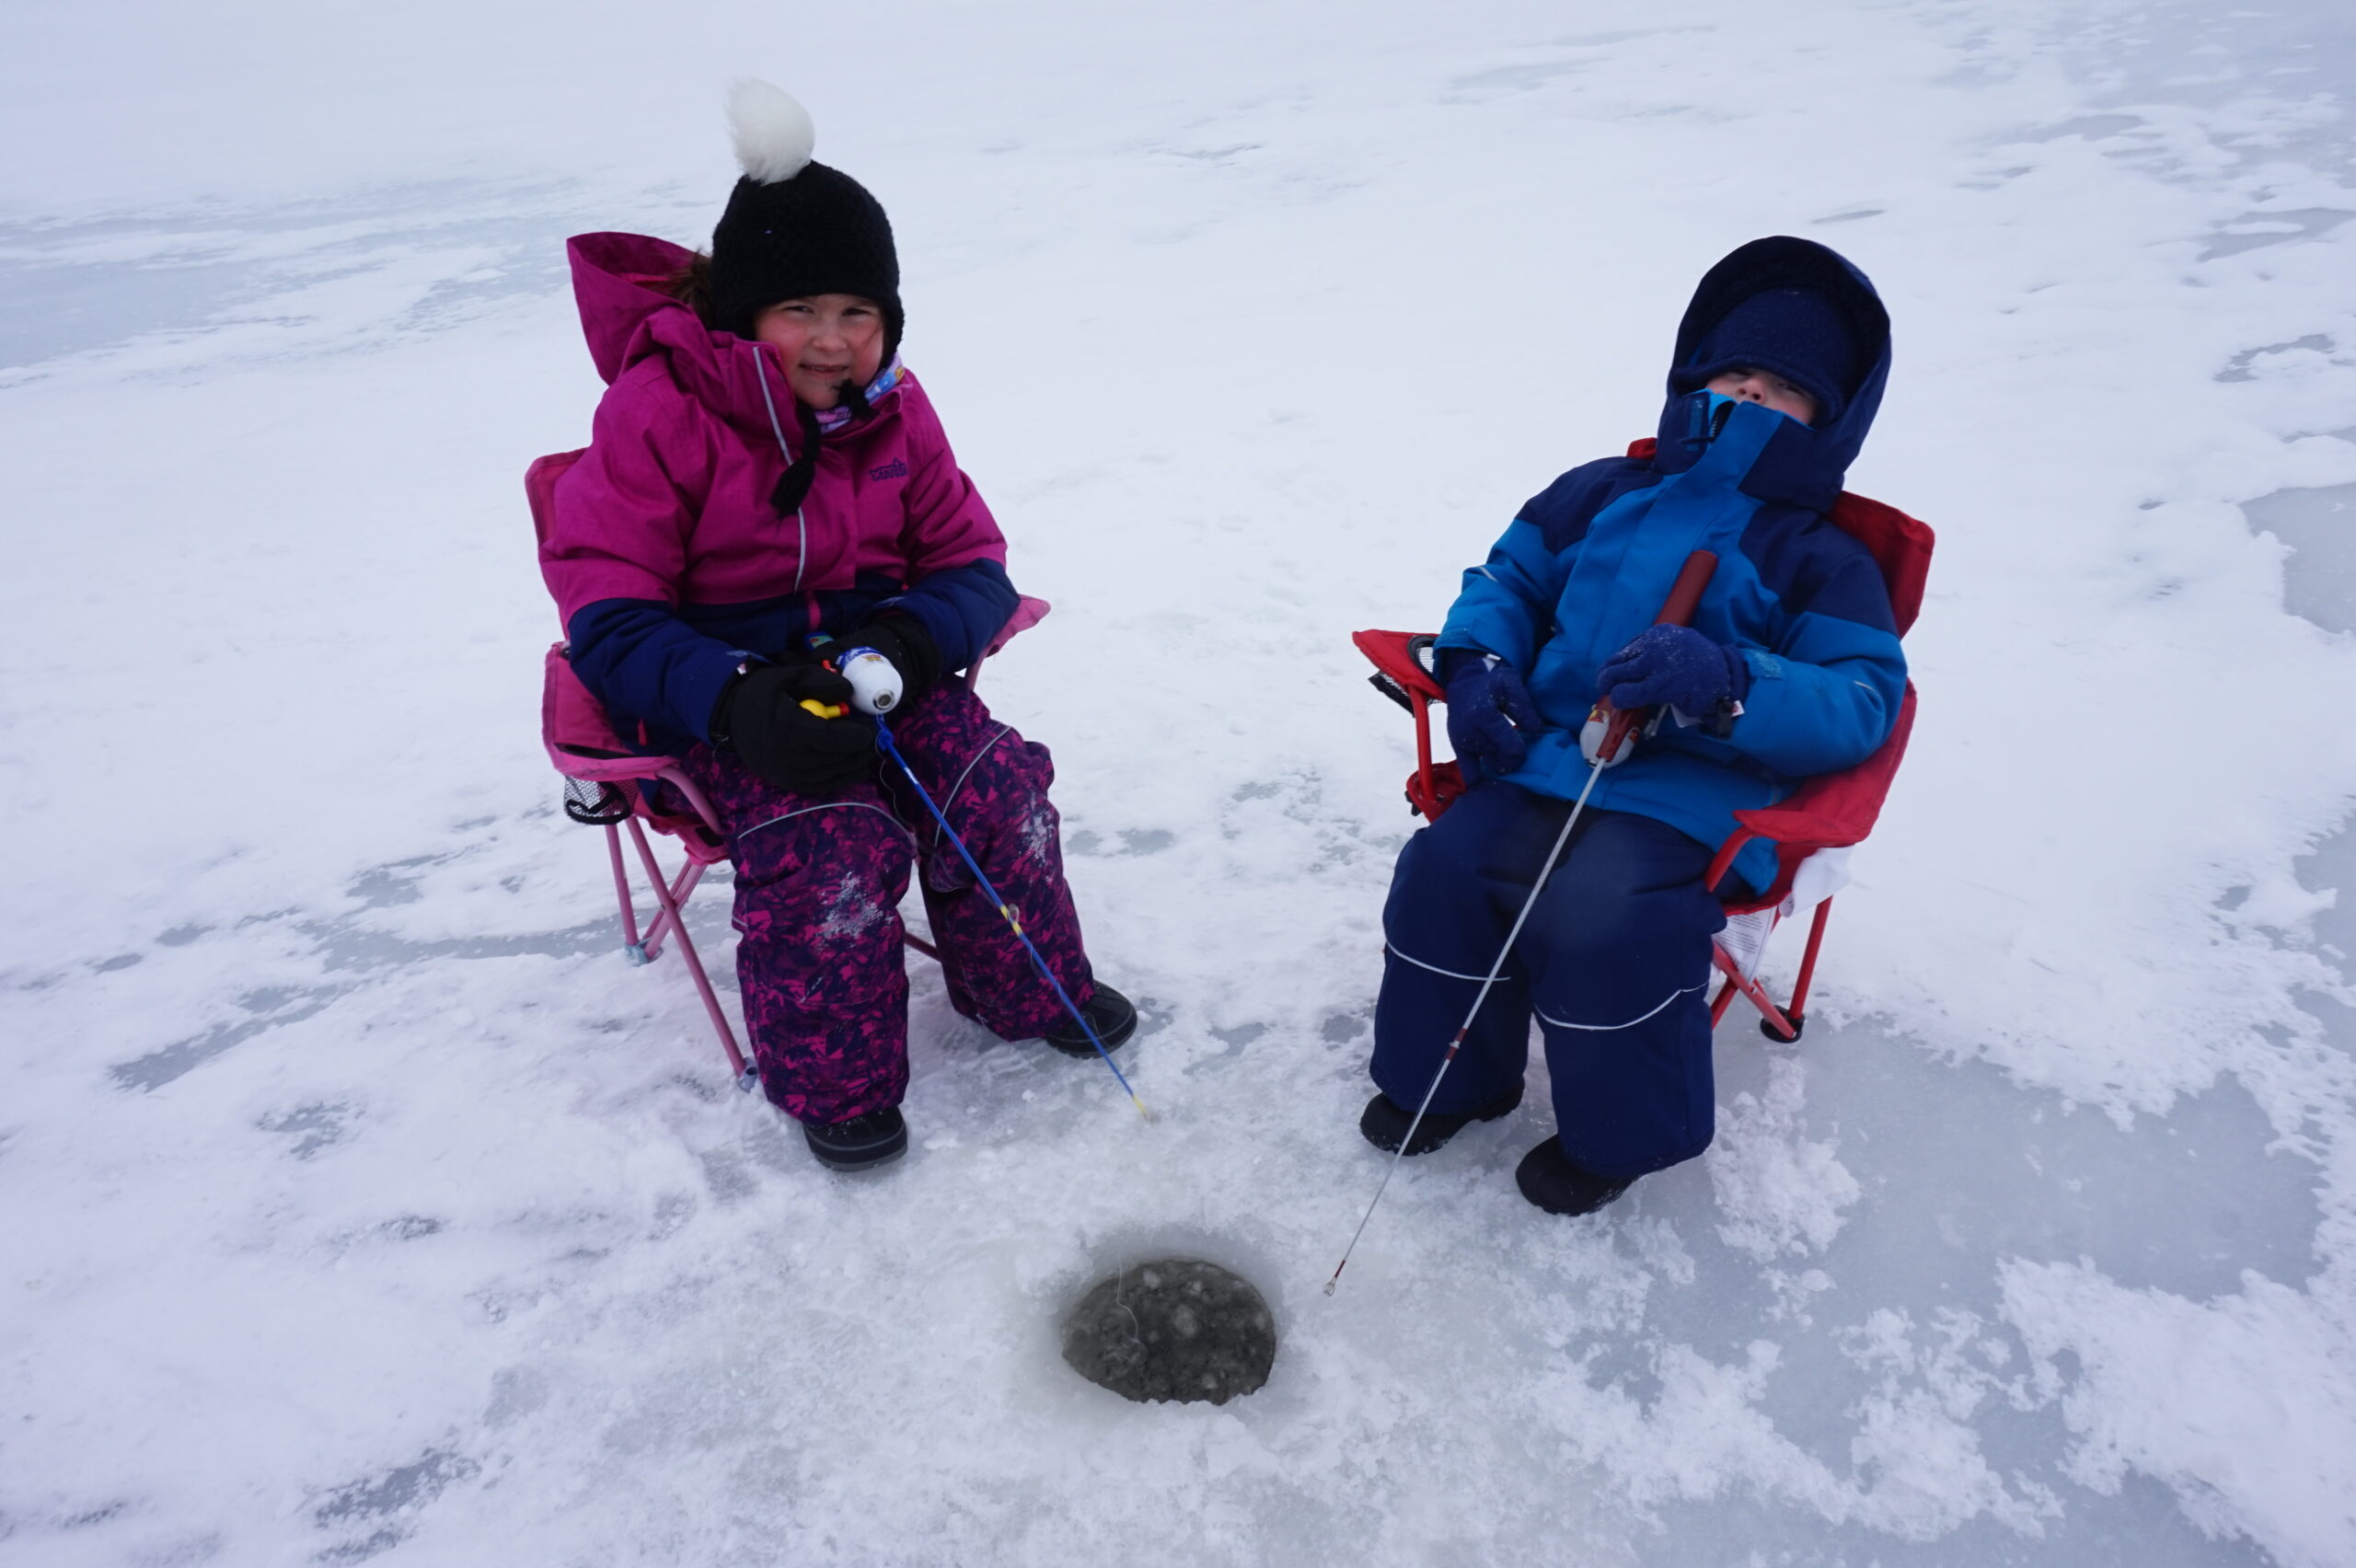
[836,646,905,716]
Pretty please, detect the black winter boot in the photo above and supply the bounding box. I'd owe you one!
[1358,1081,1524,1156]
[803,1105,908,1171]
[1515,1137,1634,1216]
[1042,984,1138,1058]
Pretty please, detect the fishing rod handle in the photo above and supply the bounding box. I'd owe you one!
[1652,549,1719,629]
[1588,549,1721,766]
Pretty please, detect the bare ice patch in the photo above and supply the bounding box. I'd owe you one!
[2246,481,2356,633]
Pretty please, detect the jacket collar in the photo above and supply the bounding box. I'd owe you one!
[1650,389,1840,511]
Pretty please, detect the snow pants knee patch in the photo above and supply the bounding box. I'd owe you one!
[882,684,1094,1042]
[723,796,917,1124]
[1370,789,1541,1118]
[1370,784,1725,1177]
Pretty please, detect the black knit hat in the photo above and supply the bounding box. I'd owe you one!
[707,81,903,354]
[1677,286,1862,425]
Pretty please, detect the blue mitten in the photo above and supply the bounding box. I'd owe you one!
[1445,653,1543,780]
[1596,625,1746,715]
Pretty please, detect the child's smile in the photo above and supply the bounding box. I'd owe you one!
[755,294,887,409]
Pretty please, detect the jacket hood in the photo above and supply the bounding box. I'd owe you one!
[565,231,900,440]
[1650,236,1891,512]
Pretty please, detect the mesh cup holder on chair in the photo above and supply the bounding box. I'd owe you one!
[563,776,633,826]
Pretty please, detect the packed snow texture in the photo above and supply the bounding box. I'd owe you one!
[5,1,2356,1563]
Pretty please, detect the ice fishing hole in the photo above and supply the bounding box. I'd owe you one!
[1061,1257,1276,1405]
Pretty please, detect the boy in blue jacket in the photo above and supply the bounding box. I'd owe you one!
[1363,236,1906,1216]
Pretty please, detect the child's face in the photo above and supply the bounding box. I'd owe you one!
[1705,367,1818,425]
[754,294,887,408]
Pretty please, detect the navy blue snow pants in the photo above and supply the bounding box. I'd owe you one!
[1369,782,1731,1180]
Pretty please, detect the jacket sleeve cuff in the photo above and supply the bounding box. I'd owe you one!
[1435,646,1496,686]
[876,558,1019,672]
[679,644,756,746]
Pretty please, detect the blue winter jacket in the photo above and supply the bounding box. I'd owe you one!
[1437,237,1908,893]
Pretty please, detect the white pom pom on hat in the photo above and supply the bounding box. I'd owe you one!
[708,81,899,348]
[727,78,815,185]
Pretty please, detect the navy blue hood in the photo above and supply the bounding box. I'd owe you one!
[1651,236,1891,513]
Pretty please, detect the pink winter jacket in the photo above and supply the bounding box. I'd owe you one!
[539,231,1018,751]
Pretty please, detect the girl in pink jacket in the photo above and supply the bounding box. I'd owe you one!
[539,83,1133,1170]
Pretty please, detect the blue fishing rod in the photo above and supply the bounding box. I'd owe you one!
[815,642,1152,1121]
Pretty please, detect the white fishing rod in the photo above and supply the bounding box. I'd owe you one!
[1325,550,1719,1295]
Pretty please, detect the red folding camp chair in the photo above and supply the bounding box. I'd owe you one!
[526,449,1049,1091]
[1354,437,1932,1042]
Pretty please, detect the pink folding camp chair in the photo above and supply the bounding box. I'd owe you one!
[527,448,1050,1091]
[1354,437,1933,1042]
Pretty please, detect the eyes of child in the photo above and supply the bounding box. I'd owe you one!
[776,303,875,321]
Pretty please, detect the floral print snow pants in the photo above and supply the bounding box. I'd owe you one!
[679,681,1096,1125]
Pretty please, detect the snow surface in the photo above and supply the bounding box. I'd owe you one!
[6,0,2356,1562]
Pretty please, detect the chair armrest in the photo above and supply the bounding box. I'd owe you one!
[1706,684,1918,906]
[1353,629,1447,703]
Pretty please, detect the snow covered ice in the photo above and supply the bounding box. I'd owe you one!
[6,0,2356,1562]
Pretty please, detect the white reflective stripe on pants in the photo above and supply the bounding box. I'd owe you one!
[1535,983,1705,1033]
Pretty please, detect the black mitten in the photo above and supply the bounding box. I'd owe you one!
[846,615,943,709]
[710,663,875,793]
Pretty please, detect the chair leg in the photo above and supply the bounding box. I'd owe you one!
[1710,944,1801,1042]
[606,823,644,956]
[1710,968,1739,1027]
[630,842,708,963]
[1785,899,1834,1029]
[612,819,755,1090]
[662,908,753,1090]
